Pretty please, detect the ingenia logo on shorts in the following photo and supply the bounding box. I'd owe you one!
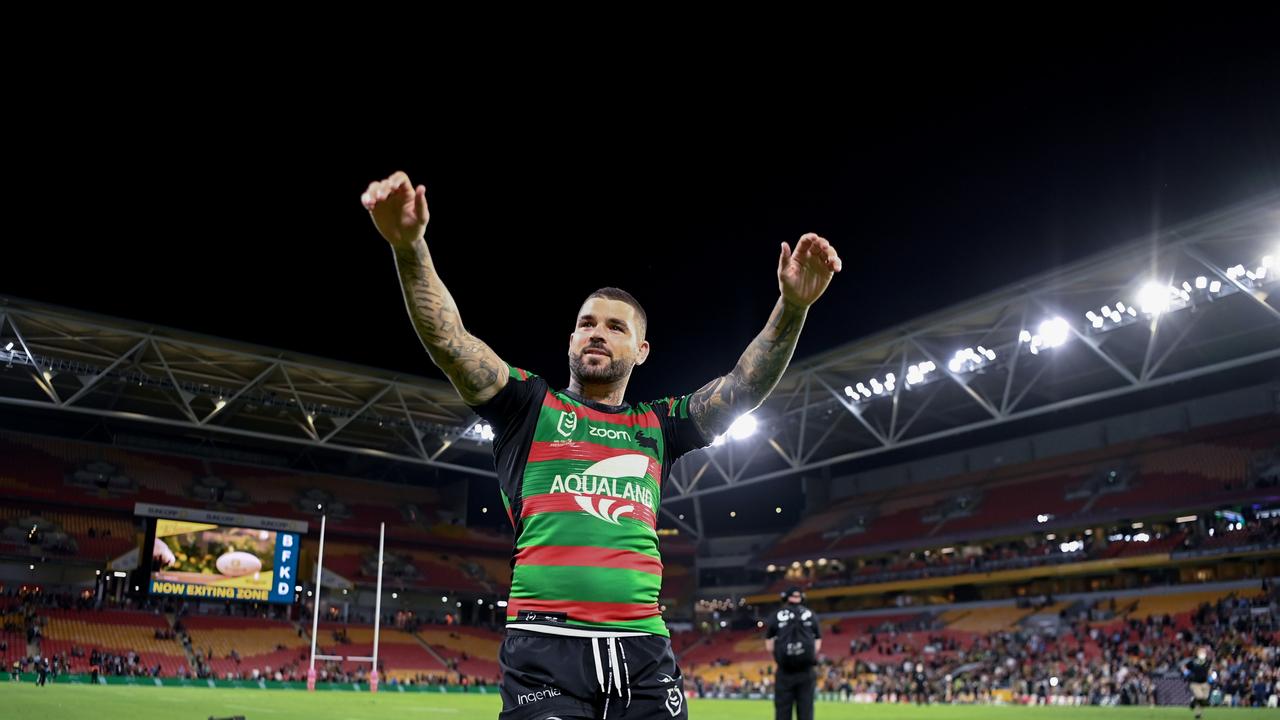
[517,686,562,705]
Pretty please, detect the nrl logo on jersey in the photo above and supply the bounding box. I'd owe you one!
[556,411,578,438]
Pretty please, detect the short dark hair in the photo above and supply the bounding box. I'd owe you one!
[585,287,647,337]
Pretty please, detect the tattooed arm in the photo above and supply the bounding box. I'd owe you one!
[689,233,842,440]
[688,298,807,439]
[391,238,505,404]
[362,172,506,405]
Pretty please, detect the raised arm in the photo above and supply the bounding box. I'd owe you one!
[688,233,841,440]
[362,172,506,405]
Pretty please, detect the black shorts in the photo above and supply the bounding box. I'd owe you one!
[499,630,688,720]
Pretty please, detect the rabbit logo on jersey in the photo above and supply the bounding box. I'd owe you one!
[548,454,654,525]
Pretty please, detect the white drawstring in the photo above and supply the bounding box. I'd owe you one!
[607,638,622,697]
[591,637,605,693]
[605,639,615,718]
[605,640,614,696]
[594,637,632,719]
[618,639,632,708]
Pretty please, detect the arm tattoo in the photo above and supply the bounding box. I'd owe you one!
[393,240,504,404]
[689,298,807,439]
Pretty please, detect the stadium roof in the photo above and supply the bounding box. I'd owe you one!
[658,191,1280,535]
[0,297,495,477]
[3,192,1278,538]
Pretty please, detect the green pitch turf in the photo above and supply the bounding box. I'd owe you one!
[2,683,1270,719]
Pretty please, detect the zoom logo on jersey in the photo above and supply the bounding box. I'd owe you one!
[589,425,632,441]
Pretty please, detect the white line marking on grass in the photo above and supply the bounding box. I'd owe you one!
[100,688,185,701]
[226,703,284,714]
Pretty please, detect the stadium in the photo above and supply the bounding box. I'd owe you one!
[3,189,1278,717]
[4,26,1280,720]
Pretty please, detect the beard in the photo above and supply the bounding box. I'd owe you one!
[569,348,634,385]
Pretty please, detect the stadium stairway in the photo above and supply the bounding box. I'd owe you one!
[304,622,460,682]
[167,611,202,676]
[1016,601,1072,634]
[415,626,502,681]
[1076,487,1106,516]
[672,632,710,662]
[411,633,452,673]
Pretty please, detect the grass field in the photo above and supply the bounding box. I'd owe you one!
[1,684,1273,720]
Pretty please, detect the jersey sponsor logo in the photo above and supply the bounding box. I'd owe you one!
[549,455,656,519]
[517,687,562,705]
[574,495,635,525]
[517,610,567,624]
[553,406,652,449]
[658,673,676,684]
[589,425,631,441]
[556,411,578,438]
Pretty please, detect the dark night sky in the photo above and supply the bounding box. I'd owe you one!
[7,26,1280,407]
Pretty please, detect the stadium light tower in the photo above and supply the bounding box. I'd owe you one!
[728,413,758,440]
[711,413,759,445]
[1137,281,1172,315]
[1038,317,1071,348]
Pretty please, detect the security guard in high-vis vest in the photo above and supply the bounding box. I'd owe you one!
[765,586,821,720]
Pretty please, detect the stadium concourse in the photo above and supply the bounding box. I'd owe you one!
[2,194,1279,708]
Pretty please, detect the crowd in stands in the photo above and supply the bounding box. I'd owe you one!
[1,588,499,687]
[6,574,1278,706]
[765,515,1280,594]
[685,581,1280,707]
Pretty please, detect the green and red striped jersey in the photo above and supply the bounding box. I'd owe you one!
[471,365,707,636]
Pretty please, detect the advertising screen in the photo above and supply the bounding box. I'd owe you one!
[149,519,299,603]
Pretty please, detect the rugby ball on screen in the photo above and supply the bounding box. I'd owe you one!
[216,551,262,577]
